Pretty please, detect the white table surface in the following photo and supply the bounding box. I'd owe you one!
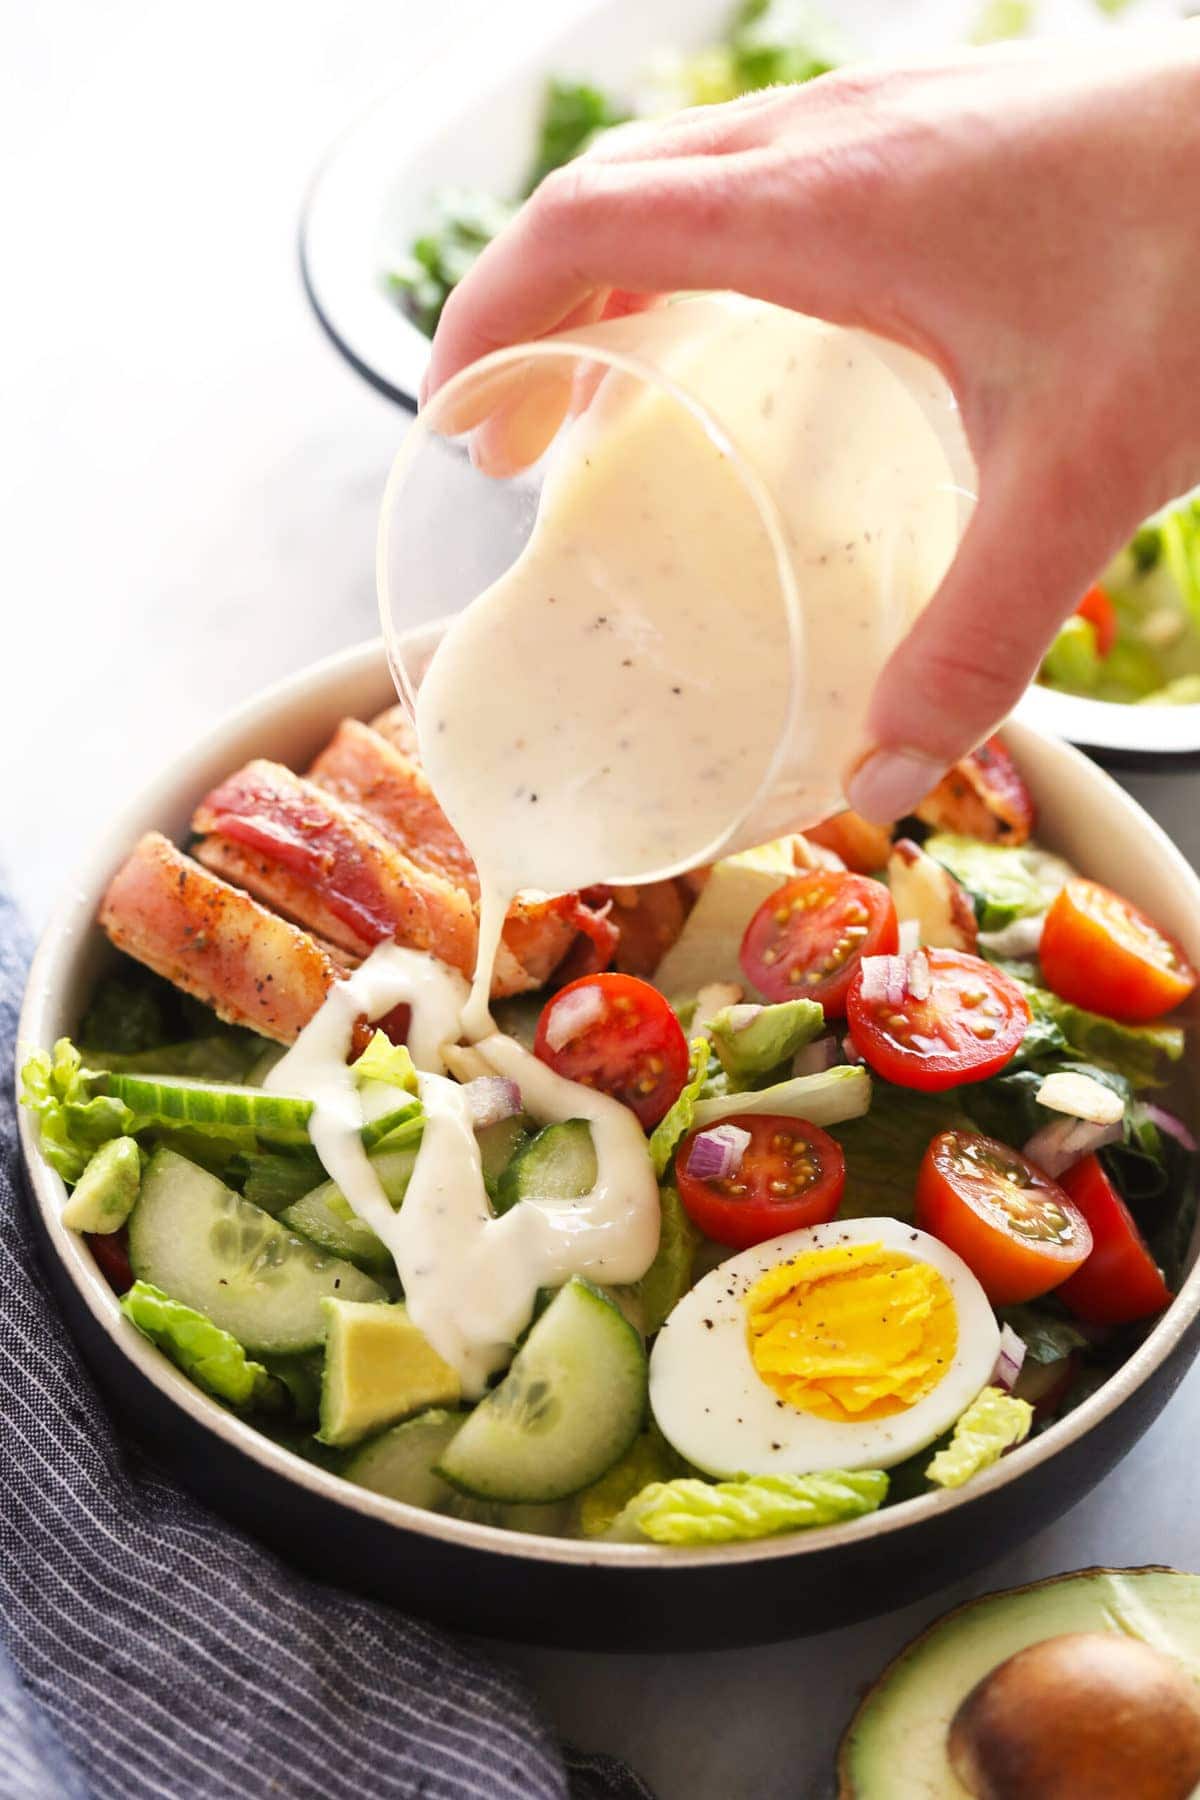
[3,7,1199,1796]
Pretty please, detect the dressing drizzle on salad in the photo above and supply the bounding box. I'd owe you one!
[268,944,659,1394]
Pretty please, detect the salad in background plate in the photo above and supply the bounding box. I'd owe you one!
[21,711,1199,1548]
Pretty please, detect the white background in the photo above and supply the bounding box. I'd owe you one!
[3,5,1198,1796]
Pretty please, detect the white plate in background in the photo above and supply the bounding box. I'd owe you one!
[300,0,1180,409]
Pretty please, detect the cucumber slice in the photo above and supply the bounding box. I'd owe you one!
[279,1146,416,1274]
[494,1119,596,1215]
[128,1149,385,1354]
[436,1278,647,1503]
[108,1073,314,1145]
[344,1409,569,1534]
[477,1115,531,1203]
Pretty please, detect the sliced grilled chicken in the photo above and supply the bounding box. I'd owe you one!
[887,838,978,952]
[915,736,1035,845]
[98,833,344,1043]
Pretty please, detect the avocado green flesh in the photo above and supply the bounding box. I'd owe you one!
[839,1568,1200,1798]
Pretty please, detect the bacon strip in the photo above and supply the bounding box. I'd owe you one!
[98,833,344,1043]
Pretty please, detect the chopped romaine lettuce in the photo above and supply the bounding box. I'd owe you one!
[690,1063,871,1132]
[19,1039,135,1184]
[352,1032,418,1094]
[577,1428,684,1538]
[829,1085,973,1221]
[609,1469,888,1544]
[84,1035,261,1083]
[926,1387,1033,1489]
[523,79,631,194]
[708,998,825,1084]
[386,189,516,336]
[1139,674,1200,706]
[1041,615,1102,692]
[633,1186,701,1335]
[121,1281,277,1410]
[78,973,171,1056]
[649,1039,711,1177]
[61,1137,141,1234]
[923,837,1073,932]
[726,0,847,90]
[1025,987,1183,1088]
[1160,492,1200,634]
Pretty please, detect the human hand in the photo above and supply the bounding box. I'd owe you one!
[425,30,1200,820]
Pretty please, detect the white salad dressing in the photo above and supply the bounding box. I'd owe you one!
[280,301,967,1388]
[268,944,659,1395]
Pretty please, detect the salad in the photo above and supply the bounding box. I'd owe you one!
[1039,492,1200,707]
[21,716,1199,1549]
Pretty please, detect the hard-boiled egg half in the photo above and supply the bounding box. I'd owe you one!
[650,1217,1000,1477]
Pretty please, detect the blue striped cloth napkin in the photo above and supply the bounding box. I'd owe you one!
[0,890,651,1800]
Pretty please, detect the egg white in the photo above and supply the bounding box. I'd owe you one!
[649,1217,1000,1478]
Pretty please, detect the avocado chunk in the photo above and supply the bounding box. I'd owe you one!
[708,998,825,1083]
[652,839,800,997]
[62,1135,141,1233]
[317,1299,461,1448]
[837,1567,1200,1798]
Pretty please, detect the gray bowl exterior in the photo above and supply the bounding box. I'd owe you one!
[17,637,1200,1652]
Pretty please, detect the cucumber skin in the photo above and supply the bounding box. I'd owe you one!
[128,1149,385,1355]
[494,1119,596,1215]
[435,1278,648,1505]
[343,1410,570,1534]
[108,1073,313,1145]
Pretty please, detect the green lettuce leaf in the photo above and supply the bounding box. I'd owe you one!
[577,1428,685,1539]
[1040,615,1102,693]
[649,1039,711,1178]
[691,1063,871,1132]
[708,999,825,1085]
[926,1387,1033,1489]
[84,1036,261,1083]
[831,1085,974,1221]
[1024,987,1183,1088]
[78,973,171,1056]
[524,79,631,194]
[352,1031,418,1094]
[633,1187,701,1335]
[727,0,847,90]
[609,1469,888,1545]
[923,837,1073,931]
[1160,492,1200,634]
[121,1281,277,1410]
[19,1039,135,1184]
[387,189,516,335]
[970,0,1033,44]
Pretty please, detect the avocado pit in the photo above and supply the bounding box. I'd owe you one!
[948,1629,1200,1800]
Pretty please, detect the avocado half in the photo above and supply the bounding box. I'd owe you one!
[836,1566,1200,1798]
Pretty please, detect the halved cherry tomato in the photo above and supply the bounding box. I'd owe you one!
[846,949,1030,1091]
[534,972,689,1129]
[676,1113,845,1248]
[1056,1154,1173,1325]
[739,871,898,1016]
[916,1130,1093,1304]
[1040,878,1197,1023]
[915,736,1035,846]
[86,1229,133,1294]
[1075,584,1118,658]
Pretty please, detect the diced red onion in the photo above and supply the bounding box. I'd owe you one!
[842,1033,865,1066]
[543,984,606,1052]
[991,1322,1027,1393]
[897,918,921,957]
[859,954,908,1006]
[1137,1102,1198,1154]
[793,1036,839,1077]
[686,1123,752,1182]
[463,1076,522,1129]
[1023,1116,1123,1179]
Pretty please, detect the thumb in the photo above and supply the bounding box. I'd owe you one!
[844,439,1126,823]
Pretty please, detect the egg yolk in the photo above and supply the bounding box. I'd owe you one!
[744,1242,957,1422]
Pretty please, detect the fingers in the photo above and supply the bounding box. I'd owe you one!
[426,128,910,396]
[844,433,1135,822]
